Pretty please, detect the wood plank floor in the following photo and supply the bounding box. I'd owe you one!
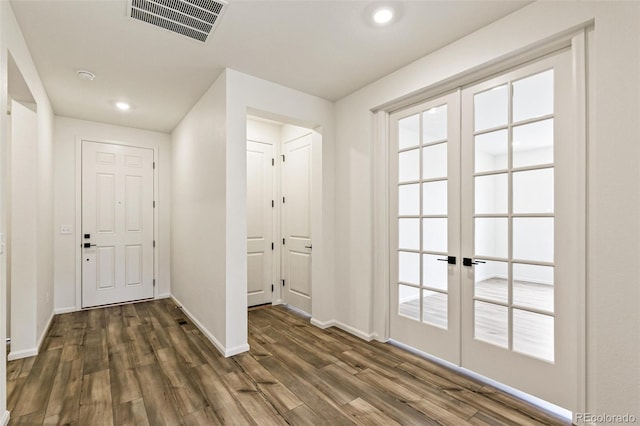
[6,299,570,425]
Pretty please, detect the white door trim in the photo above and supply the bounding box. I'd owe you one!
[74,137,159,310]
[372,29,587,414]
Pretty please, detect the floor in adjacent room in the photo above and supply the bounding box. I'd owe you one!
[6,298,568,425]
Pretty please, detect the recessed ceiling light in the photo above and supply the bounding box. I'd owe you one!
[372,7,394,25]
[115,101,131,111]
[77,70,95,81]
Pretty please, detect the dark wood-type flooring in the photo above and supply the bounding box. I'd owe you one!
[6,299,570,425]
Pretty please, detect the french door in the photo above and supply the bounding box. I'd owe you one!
[390,49,582,410]
[389,92,461,363]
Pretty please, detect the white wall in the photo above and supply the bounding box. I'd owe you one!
[0,0,56,420]
[247,118,282,144]
[9,100,38,358]
[54,116,172,312]
[334,0,639,418]
[171,71,229,352]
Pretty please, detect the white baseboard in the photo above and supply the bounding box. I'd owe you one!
[171,295,249,358]
[37,311,55,352]
[54,306,77,315]
[7,308,52,360]
[157,293,171,299]
[8,347,38,361]
[310,318,333,329]
[225,343,250,357]
[1,410,10,426]
[310,318,376,342]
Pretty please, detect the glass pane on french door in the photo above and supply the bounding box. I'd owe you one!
[389,92,461,364]
[461,48,581,411]
[471,67,555,361]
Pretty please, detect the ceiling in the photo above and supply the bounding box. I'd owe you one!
[9,0,530,133]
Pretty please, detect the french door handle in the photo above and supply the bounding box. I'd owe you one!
[304,245,313,249]
[83,243,96,248]
[437,256,456,265]
[463,257,486,267]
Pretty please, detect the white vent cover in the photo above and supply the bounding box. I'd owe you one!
[128,0,227,42]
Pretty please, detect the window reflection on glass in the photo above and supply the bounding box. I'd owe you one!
[423,143,447,179]
[422,181,447,215]
[513,70,554,123]
[423,105,447,143]
[475,129,508,173]
[423,290,447,329]
[474,85,508,131]
[398,114,420,150]
[474,301,508,348]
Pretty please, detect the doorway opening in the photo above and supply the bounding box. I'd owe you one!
[246,115,314,314]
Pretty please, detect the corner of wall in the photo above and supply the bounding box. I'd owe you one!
[170,295,247,358]
[310,317,376,342]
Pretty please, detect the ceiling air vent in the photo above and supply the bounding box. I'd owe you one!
[129,0,227,42]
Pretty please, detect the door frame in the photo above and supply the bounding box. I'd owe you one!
[74,138,159,310]
[372,30,587,413]
[245,111,321,317]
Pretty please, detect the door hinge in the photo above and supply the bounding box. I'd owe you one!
[272,200,274,208]
[153,161,156,169]
[282,196,285,204]
[153,240,156,248]
[153,201,156,208]
[153,279,156,287]
[271,284,274,292]
[282,279,285,287]
[281,154,285,162]
[271,242,274,250]
[272,158,275,166]
[282,238,285,245]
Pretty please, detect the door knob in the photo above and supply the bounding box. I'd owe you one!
[437,256,456,265]
[463,257,486,267]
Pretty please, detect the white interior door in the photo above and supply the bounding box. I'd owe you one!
[281,133,312,313]
[82,141,154,308]
[390,48,582,411]
[247,140,274,307]
[389,92,461,363]
[460,49,580,409]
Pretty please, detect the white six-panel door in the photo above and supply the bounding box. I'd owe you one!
[390,49,582,410]
[82,141,154,308]
[281,134,312,313]
[247,140,274,306]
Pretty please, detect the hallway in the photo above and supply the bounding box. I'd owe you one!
[7,299,568,425]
